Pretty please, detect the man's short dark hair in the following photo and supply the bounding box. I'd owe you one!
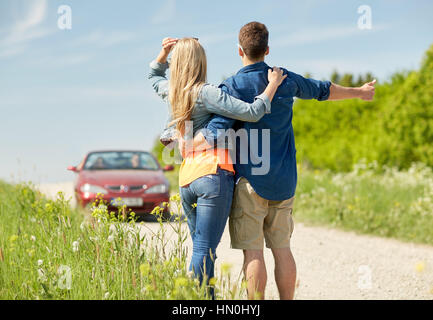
[239,22,269,60]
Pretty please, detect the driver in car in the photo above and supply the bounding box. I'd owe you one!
[130,154,142,169]
[91,157,107,170]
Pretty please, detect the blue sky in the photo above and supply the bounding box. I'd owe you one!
[1,0,432,183]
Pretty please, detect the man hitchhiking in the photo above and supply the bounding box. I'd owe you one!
[194,21,376,299]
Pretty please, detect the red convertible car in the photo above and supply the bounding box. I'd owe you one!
[68,150,174,217]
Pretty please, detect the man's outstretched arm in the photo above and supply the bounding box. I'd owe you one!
[328,79,376,101]
[291,71,376,102]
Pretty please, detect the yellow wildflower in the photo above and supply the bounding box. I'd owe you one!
[139,263,151,277]
[415,261,426,273]
[175,277,188,287]
[221,262,233,275]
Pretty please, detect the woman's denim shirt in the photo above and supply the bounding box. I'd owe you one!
[148,60,271,142]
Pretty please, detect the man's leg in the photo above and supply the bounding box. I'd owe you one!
[243,249,267,300]
[265,197,296,300]
[271,247,296,300]
[229,178,268,299]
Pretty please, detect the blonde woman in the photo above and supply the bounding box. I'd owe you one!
[148,37,286,298]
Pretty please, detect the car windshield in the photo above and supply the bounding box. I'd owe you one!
[83,152,160,171]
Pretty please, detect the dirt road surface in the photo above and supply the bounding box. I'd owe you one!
[37,182,433,300]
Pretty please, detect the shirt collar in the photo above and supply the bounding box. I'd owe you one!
[237,61,269,74]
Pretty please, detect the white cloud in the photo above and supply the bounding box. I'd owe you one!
[200,33,234,46]
[69,30,137,48]
[151,0,176,24]
[0,46,25,58]
[286,58,378,78]
[272,24,389,48]
[0,0,51,59]
[3,0,48,45]
[0,84,159,107]
[39,54,94,67]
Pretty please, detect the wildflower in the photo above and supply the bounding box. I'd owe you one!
[415,261,426,273]
[104,292,110,300]
[37,269,47,282]
[221,262,233,275]
[209,277,217,286]
[170,193,181,202]
[30,235,36,242]
[175,277,189,288]
[37,259,43,266]
[145,284,154,292]
[139,263,151,277]
[72,241,79,252]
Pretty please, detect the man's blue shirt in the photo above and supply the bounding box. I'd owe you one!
[204,61,331,201]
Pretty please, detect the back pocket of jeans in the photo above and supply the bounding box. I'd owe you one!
[192,174,221,199]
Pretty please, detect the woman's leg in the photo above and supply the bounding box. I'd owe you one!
[180,185,198,242]
[189,169,234,287]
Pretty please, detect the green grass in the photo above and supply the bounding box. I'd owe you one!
[2,161,432,299]
[295,161,433,245]
[0,182,241,300]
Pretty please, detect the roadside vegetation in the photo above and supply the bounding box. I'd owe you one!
[296,161,433,245]
[294,44,433,171]
[0,182,241,300]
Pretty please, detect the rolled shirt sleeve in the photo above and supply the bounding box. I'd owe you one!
[290,71,331,101]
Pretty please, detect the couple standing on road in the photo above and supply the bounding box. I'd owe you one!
[148,21,376,300]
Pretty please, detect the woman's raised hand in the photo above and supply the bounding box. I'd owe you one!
[162,37,178,55]
[268,67,287,86]
[156,37,178,64]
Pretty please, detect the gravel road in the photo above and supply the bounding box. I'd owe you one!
[37,182,433,300]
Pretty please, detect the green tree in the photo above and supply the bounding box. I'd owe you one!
[293,44,433,171]
[330,70,340,84]
[340,73,354,87]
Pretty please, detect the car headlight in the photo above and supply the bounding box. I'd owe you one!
[80,184,108,195]
[145,184,168,194]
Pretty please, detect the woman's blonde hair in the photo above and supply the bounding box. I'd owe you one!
[169,38,207,135]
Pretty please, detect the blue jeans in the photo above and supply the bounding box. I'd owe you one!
[180,168,234,289]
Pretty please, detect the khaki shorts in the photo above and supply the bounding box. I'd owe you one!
[229,178,295,250]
